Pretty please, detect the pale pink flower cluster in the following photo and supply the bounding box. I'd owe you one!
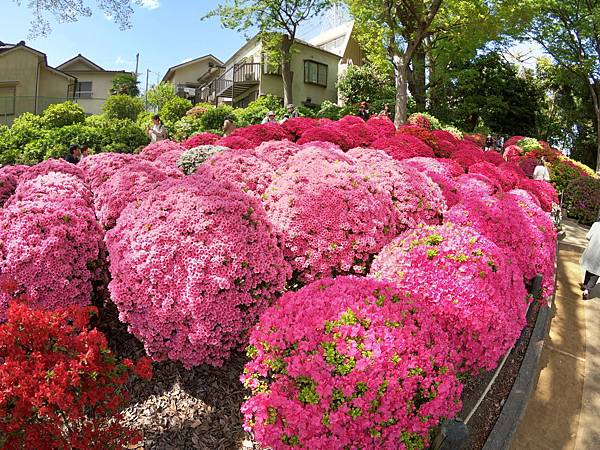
[78,152,137,191]
[250,140,302,168]
[370,223,528,372]
[241,276,463,449]
[8,172,93,207]
[20,158,85,183]
[139,140,184,161]
[105,175,289,367]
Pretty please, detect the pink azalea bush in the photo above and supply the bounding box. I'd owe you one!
[241,276,463,450]
[432,130,459,145]
[105,175,289,367]
[371,135,435,160]
[251,140,302,168]
[371,223,528,372]
[468,162,514,191]
[0,173,17,207]
[8,172,93,207]
[216,135,254,150]
[484,151,505,166]
[20,158,85,183]
[366,115,396,138]
[517,179,558,213]
[519,157,540,178]
[94,160,179,230]
[445,193,556,297]
[139,140,184,161]
[451,146,486,170]
[503,145,523,163]
[78,153,137,191]
[0,164,28,181]
[0,198,104,321]
[297,126,354,151]
[263,157,398,284]
[454,173,499,198]
[230,123,291,145]
[181,132,220,149]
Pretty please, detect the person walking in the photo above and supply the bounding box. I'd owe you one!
[147,115,167,143]
[222,116,236,136]
[64,144,81,164]
[581,221,600,299]
[261,111,277,124]
[532,156,551,181]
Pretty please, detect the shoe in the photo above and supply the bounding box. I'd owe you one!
[583,290,589,300]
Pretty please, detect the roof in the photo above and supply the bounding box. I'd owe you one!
[308,21,355,57]
[162,54,225,82]
[0,41,75,81]
[57,54,104,71]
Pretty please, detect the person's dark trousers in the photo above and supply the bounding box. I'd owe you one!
[584,270,599,291]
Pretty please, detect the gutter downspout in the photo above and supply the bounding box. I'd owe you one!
[34,59,41,114]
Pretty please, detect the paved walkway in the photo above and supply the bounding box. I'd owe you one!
[511,219,600,450]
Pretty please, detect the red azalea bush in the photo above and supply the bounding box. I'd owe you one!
[348,148,446,229]
[281,117,319,141]
[372,134,435,160]
[519,157,540,178]
[0,198,104,321]
[181,132,220,149]
[8,172,93,207]
[78,152,137,191]
[20,158,85,183]
[366,115,396,138]
[215,135,255,150]
[432,130,460,145]
[451,146,486,170]
[297,126,354,151]
[484,151,505,166]
[434,139,458,158]
[371,223,528,372]
[230,123,291,146]
[407,113,433,129]
[94,160,178,229]
[251,140,302,168]
[0,296,151,449]
[503,145,523,162]
[445,192,556,297]
[517,179,558,213]
[563,176,600,225]
[106,176,289,367]
[241,276,463,450]
[463,133,486,148]
[0,172,17,207]
[504,136,525,149]
[139,140,184,161]
[263,155,398,284]
[397,125,437,149]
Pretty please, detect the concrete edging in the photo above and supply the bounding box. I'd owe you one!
[480,299,552,450]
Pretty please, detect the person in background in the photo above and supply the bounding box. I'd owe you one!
[357,101,371,121]
[223,116,236,136]
[64,144,81,164]
[532,156,551,181]
[147,115,167,143]
[284,104,299,119]
[80,145,90,159]
[262,111,278,124]
[379,104,391,118]
[581,221,600,299]
[485,135,493,151]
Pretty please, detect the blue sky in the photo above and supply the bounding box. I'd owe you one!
[1,1,271,87]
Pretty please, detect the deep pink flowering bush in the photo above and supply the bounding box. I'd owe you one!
[181,132,220,149]
[484,151,505,166]
[204,149,276,197]
[297,126,354,151]
[216,135,255,150]
[106,175,289,367]
[499,162,527,189]
[139,140,184,161]
[503,145,523,163]
[454,173,499,198]
[0,198,104,321]
[0,164,28,181]
[504,136,525,149]
[366,115,396,138]
[263,159,397,284]
[432,130,459,145]
[445,193,556,297]
[94,160,179,229]
[281,144,353,171]
[397,125,437,149]
[519,157,540,178]
[348,148,446,229]
[230,123,291,145]
[8,172,93,207]
[20,158,85,183]
[434,139,458,158]
[281,117,319,141]
[241,276,463,450]
[0,173,17,207]
[251,140,302,168]
[451,146,486,170]
[371,223,528,372]
[468,161,514,191]
[78,153,137,191]
[400,157,464,178]
[407,113,432,129]
[516,179,558,213]
[372,135,435,160]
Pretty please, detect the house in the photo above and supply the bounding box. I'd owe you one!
[199,35,341,108]
[309,21,366,73]
[162,55,225,103]
[0,41,75,125]
[57,54,130,115]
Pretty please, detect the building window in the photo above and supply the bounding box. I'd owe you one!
[75,81,93,99]
[304,60,328,87]
[0,86,16,116]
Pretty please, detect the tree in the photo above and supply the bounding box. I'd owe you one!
[146,82,177,111]
[110,73,140,97]
[337,64,395,105]
[12,0,138,37]
[528,0,600,171]
[204,0,332,106]
[102,94,144,121]
[346,0,444,125]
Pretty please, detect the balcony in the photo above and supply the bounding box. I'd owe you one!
[201,63,261,104]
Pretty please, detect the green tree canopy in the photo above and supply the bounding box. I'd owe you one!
[110,73,140,97]
[146,82,178,111]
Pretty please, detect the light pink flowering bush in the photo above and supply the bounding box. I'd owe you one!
[399,158,463,207]
[139,140,184,161]
[0,173,17,207]
[106,176,289,367]
[0,198,104,321]
[94,160,179,229]
[154,149,185,171]
[241,276,463,450]
[445,193,556,297]
[8,172,93,207]
[20,159,85,183]
[263,158,397,284]
[371,223,528,372]
[348,148,446,229]
[251,140,302,168]
[78,153,138,191]
[454,173,499,198]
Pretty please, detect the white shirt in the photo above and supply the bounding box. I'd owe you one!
[532,165,550,181]
[149,123,167,143]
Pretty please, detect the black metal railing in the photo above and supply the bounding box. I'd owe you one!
[200,63,262,103]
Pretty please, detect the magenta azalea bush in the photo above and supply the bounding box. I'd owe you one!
[230,123,291,145]
[20,158,85,183]
[251,140,302,168]
[281,117,318,140]
[371,224,528,372]
[216,135,254,150]
[0,172,17,207]
[106,175,289,367]
[297,126,354,151]
[181,132,220,149]
[139,140,184,161]
[371,135,435,160]
[454,173,499,198]
[241,276,463,450]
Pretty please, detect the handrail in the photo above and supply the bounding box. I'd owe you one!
[200,63,262,102]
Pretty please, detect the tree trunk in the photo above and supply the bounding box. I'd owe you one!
[407,45,426,111]
[589,80,600,173]
[394,54,409,127]
[281,35,293,106]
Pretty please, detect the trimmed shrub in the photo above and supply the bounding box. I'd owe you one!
[42,101,86,128]
[102,94,144,121]
[564,176,600,224]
